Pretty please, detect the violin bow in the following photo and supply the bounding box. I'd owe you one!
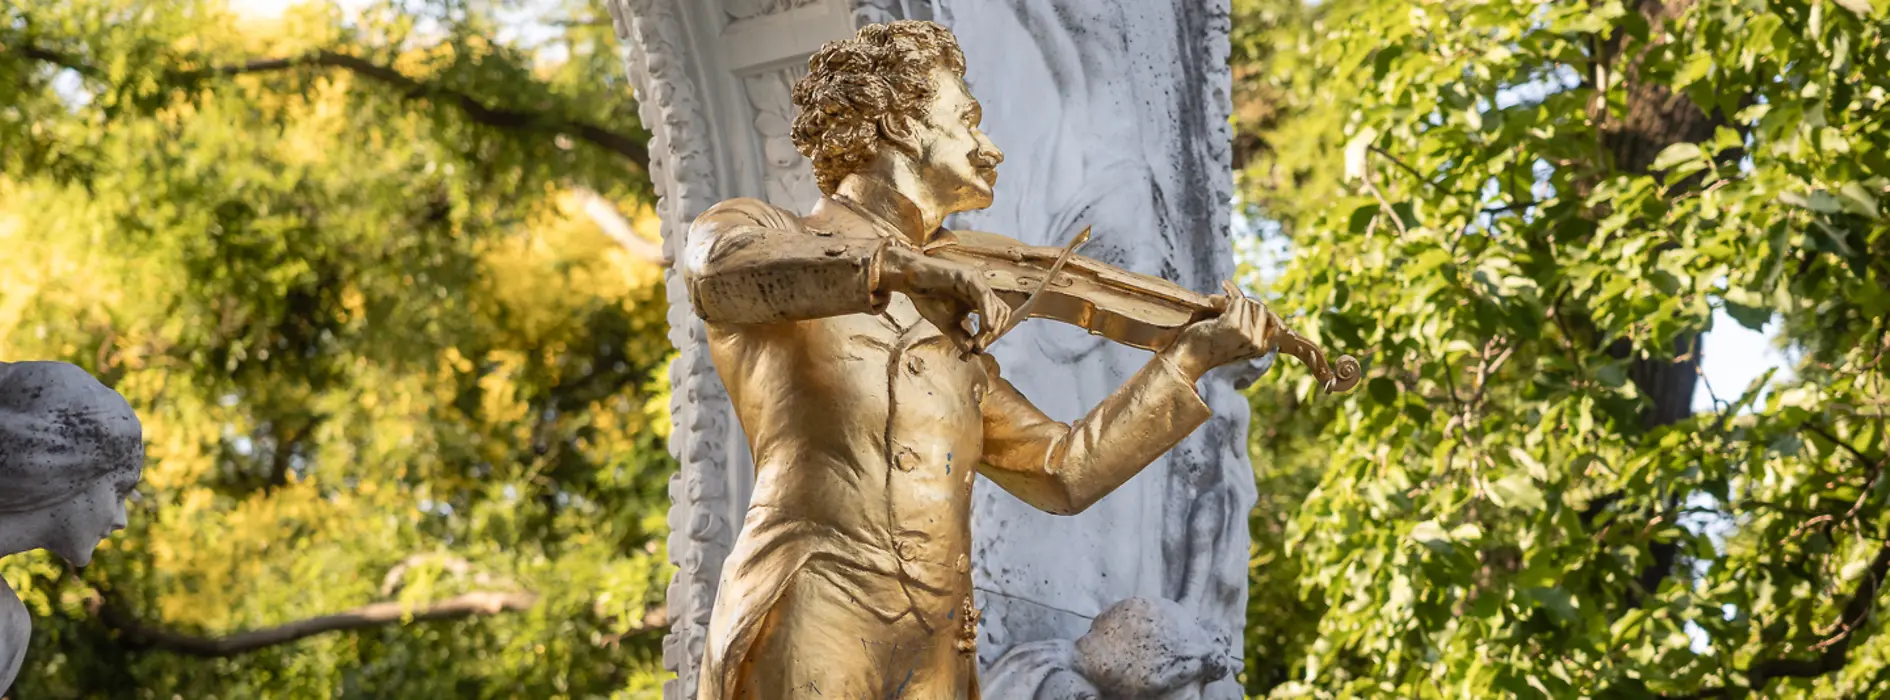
[971,225,1091,354]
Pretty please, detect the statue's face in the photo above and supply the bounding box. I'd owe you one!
[912,67,1004,214]
[42,469,136,567]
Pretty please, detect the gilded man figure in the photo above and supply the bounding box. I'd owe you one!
[683,21,1276,699]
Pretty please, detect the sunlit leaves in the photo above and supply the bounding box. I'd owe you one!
[0,0,672,697]
[1237,0,1888,696]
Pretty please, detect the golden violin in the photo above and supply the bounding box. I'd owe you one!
[925,228,1362,394]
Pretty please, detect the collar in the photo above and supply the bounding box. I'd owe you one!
[829,176,942,246]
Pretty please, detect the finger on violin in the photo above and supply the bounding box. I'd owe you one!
[941,321,977,355]
[1229,294,1255,327]
[1243,301,1267,344]
[1220,280,1243,300]
[983,295,1011,343]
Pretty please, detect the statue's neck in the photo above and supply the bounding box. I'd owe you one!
[0,515,44,560]
[832,172,941,244]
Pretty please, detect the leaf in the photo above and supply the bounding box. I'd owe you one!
[1411,520,1450,545]
[1833,0,1873,15]
[1596,362,1629,388]
[1372,45,1404,81]
[1509,446,1547,480]
[1674,52,1713,88]
[1807,219,1859,256]
[1841,557,1872,581]
[1369,376,1398,404]
[1407,248,1453,277]
[1650,142,1703,172]
[1348,204,1378,234]
[1837,182,1880,219]
[1391,201,1420,229]
[1345,126,1380,182]
[1611,608,1648,643]
[1489,474,1548,512]
[1724,297,1773,331]
[1783,190,1846,214]
[1527,587,1579,622]
[1724,301,1773,332]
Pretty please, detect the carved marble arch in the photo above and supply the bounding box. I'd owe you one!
[604,0,1245,697]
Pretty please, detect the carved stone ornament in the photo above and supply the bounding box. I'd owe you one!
[0,361,145,692]
[724,0,823,21]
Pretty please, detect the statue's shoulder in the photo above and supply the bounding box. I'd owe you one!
[0,578,27,688]
[691,197,803,233]
[0,579,25,642]
[941,228,1025,248]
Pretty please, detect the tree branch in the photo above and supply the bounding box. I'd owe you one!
[15,44,648,171]
[574,187,666,265]
[1666,530,1890,698]
[89,589,539,658]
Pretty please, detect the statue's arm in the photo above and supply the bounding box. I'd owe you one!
[680,198,891,324]
[976,354,1211,515]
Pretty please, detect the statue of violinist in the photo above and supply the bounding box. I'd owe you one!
[683,20,1352,700]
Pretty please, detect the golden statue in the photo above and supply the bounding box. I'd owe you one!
[681,20,1357,700]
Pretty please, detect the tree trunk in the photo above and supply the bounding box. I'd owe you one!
[1593,0,1720,602]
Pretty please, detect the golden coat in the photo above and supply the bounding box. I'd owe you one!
[682,196,1211,699]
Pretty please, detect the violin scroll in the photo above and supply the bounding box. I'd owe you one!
[1206,297,1361,395]
[1276,323,1362,394]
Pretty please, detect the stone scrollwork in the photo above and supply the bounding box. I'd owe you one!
[724,0,823,21]
[604,1,738,698]
[848,0,932,26]
[741,68,822,209]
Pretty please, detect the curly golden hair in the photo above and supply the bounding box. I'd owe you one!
[790,20,967,195]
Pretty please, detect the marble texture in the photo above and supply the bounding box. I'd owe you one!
[602,1,1245,696]
[984,597,1236,699]
[0,361,145,693]
[931,3,1250,696]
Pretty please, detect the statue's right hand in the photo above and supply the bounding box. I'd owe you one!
[878,246,1012,353]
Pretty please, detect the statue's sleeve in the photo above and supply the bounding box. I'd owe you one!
[976,353,1212,515]
[681,198,891,324]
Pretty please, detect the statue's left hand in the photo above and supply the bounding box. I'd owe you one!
[1159,280,1275,380]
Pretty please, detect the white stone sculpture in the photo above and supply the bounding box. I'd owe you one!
[934,7,1251,696]
[983,480,1242,699]
[0,361,145,692]
[602,1,1245,697]
[983,597,1237,700]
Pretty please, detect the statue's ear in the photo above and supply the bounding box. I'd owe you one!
[878,113,923,159]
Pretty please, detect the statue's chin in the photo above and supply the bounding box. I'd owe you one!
[51,542,98,568]
[960,190,996,213]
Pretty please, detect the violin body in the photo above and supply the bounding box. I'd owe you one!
[926,229,1362,394]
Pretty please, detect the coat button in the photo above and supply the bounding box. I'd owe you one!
[894,538,917,561]
[905,355,925,374]
[824,244,848,256]
[894,446,920,472]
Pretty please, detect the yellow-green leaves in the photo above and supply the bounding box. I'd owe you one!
[0,0,672,696]
[1239,0,1889,695]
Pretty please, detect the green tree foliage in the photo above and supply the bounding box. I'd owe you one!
[1,0,675,696]
[1235,0,1889,696]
